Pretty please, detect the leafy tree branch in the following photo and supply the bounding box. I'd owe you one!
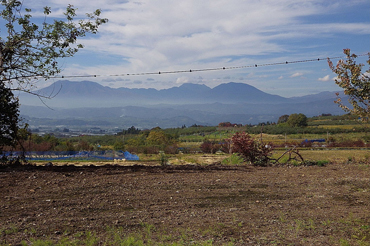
[0,0,108,91]
[0,0,107,157]
[328,49,370,122]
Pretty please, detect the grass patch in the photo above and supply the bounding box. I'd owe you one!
[221,153,244,165]
[2,225,240,246]
[272,149,370,164]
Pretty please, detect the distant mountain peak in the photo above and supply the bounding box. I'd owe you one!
[178,83,210,89]
[210,82,287,103]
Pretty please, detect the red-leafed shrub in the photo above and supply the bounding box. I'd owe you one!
[230,132,273,166]
[165,144,179,154]
[200,141,221,154]
[328,140,365,148]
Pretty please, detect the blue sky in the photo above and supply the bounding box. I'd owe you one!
[6,0,370,97]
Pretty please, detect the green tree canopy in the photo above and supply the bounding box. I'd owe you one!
[146,129,169,146]
[286,113,308,127]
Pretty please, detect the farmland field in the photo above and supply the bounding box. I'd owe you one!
[1,159,370,245]
[2,115,370,245]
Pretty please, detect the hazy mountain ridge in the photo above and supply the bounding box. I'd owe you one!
[20,80,290,107]
[19,80,345,128]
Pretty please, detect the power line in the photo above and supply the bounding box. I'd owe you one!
[53,53,369,79]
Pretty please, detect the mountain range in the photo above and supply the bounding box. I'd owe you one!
[20,80,292,107]
[18,80,346,129]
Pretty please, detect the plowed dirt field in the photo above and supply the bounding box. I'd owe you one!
[1,162,370,245]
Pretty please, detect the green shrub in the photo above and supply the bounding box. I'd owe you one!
[221,153,244,165]
[159,151,169,166]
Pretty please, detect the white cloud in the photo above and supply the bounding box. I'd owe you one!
[318,75,330,81]
[290,72,303,78]
[278,76,284,80]
[28,1,366,71]
[176,76,189,84]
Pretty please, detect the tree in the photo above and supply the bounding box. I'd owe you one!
[0,83,19,151]
[0,1,107,155]
[1,1,107,88]
[328,49,370,122]
[286,113,308,127]
[277,114,289,124]
[146,129,169,146]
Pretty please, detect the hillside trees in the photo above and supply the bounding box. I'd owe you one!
[0,1,107,154]
[117,126,141,135]
[124,128,179,154]
[328,49,370,122]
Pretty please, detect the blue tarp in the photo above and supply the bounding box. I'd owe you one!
[3,150,139,161]
[123,151,140,161]
[303,139,326,143]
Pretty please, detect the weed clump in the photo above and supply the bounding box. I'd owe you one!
[303,160,329,166]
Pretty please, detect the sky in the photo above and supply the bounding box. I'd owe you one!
[4,0,370,97]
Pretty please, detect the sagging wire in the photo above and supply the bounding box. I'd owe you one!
[50,53,369,79]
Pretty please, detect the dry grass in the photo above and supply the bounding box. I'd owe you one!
[272,149,370,164]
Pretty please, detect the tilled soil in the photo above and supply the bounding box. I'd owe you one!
[1,163,370,245]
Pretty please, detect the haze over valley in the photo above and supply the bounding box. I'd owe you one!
[19,80,345,131]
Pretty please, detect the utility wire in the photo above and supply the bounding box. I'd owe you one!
[53,53,369,79]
